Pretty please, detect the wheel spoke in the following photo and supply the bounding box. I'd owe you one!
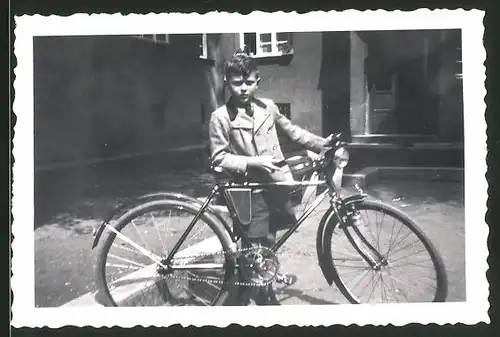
[388,238,425,257]
[385,271,406,285]
[386,230,414,256]
[390,260,435,270]
[131,219,154,254]
[367,273,382,302]
[151,213,167,255]
[107,253,147,268]
[380,274,389,302]
[106,224,165,267]
[386,219,405,256]
[100,202,230,307]
[350,268,373,292]
[357,270,376,299]
[365,215,381,252]
[386,273,401,303]
[380,274,397,301]
[336,266,373,278]
[113,243,141,255]
[333,264,369,269]
[386,269,409,301]
[377,211,385,251]
[329,202,444,304]
[388,247,428,265]
[106,263,142,270]
[171,263,225,270]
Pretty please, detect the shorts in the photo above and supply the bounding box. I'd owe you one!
[243,187,298,241]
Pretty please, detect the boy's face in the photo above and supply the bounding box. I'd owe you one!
[226,71,260,105]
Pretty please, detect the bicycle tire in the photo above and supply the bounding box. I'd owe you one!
[95,199,235,307]
[324,199,448,304]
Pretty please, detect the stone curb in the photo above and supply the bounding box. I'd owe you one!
[343,166,464,188]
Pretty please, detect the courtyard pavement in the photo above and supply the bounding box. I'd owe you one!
[33,160,465,307]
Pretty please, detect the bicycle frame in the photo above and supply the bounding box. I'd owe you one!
[164,177,332,265]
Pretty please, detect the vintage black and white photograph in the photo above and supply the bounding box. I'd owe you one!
[12,10,488,327]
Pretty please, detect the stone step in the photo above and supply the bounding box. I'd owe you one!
[344,142,464,174]
[351,134,440,144]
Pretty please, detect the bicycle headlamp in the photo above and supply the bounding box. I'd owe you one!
[333,147,349,168]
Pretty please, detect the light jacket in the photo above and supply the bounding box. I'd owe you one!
[208,97,328,181]
[208,97,328,231]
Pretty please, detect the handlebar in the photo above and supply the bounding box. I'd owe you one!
[210,132,348,175]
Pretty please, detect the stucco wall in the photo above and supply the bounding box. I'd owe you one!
[256,32,323,137]
[355,29,463,140]
[433,31,464,142]
[349,32,368,135]
[34,35,217,169]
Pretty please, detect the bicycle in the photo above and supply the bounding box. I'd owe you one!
[91,133,448,306]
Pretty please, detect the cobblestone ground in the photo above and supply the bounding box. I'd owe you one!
[33,163,465,307]
[272,179,465,305]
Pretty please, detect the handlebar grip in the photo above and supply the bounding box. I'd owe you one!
[275,159,288,168]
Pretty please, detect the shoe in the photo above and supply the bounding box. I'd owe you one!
[275,273,297,286]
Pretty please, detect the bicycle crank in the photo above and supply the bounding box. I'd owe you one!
[238,246,280,286]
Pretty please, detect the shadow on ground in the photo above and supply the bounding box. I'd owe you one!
[274,287,339,305]
[35,157,215,232]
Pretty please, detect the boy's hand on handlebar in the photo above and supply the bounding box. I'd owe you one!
[306,150,322,160]
[324,133,335,146]
[247,155,281,174]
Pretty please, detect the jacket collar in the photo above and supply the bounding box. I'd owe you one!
[227,97,271,132]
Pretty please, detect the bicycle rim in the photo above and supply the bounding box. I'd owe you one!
[326,200,448,304]
[96,199,234,307]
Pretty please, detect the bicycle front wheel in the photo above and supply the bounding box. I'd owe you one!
[95,199,235,307]
[324,200,448,304]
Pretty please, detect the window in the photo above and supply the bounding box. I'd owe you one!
[135,33,208,60]
[276,103,291,119]
[239,32,293,58]
[136,34,169,43]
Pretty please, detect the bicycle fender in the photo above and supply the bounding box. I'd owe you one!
[316,207,336,286]
[91,192,232,249]
[316,195,368,285]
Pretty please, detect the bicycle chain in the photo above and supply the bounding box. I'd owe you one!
[161,246,280,288]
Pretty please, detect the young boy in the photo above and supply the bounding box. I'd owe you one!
[208,51,331,304]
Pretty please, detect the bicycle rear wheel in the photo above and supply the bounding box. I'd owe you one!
[96,199,235,306]
[324,200,448,304]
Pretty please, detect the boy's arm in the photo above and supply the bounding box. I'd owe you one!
[271,103,329,153]
[208,113,248,175]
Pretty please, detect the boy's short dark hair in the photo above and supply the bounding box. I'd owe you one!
[225,49,259,79]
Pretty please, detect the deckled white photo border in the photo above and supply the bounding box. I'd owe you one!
[11,9,488,328]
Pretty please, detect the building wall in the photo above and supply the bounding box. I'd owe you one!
[319,31,352,140]
[431,30,464,142]
[34,30,462,171]
[34,35,217,169]
[256,32,323,137]
[349,32,369,135]
[200,34,240,139]
[352,29,463,141]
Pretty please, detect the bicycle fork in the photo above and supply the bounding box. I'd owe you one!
[332,198,388,271]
